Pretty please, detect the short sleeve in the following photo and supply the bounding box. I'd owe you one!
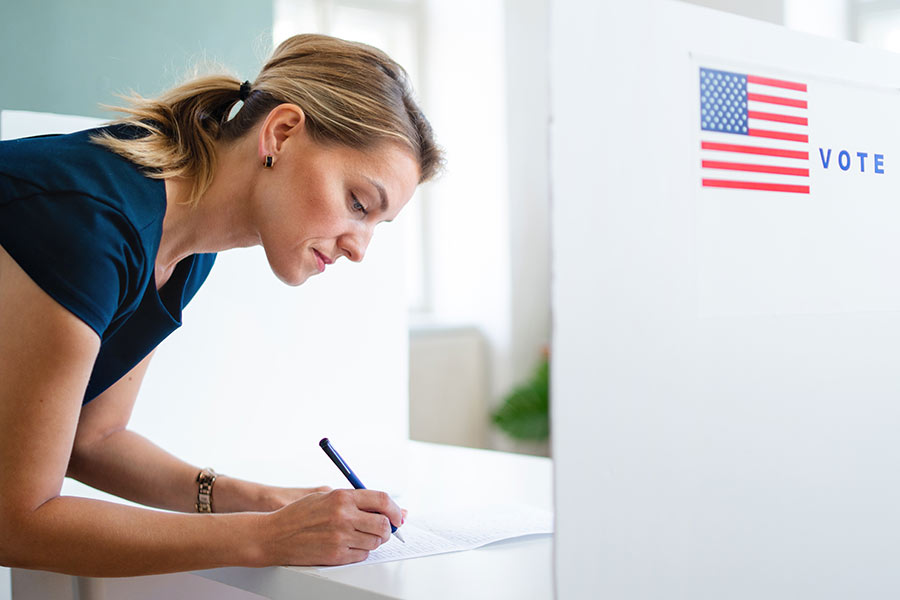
[0,184,145,337]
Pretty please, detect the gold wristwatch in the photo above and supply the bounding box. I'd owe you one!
[195,468,218,513]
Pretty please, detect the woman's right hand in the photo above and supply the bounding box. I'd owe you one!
[260,488,404,566]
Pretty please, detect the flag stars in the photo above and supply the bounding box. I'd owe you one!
[699,67,748,134]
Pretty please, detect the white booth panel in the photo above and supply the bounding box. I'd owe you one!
[551,1,900,597]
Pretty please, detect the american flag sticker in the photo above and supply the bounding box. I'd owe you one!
[699,67,810,194]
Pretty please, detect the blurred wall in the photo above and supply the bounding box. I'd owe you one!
[505,0,551,394]
[680,0,785,24]
[0,0,272,119]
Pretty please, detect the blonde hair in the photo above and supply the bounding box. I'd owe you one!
[94,34,443,206]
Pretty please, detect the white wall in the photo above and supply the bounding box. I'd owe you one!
[683,0,851,40]
[785,0,848,39]
[681,0,785,23]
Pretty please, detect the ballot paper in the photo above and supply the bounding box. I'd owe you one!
[315,503,553,569]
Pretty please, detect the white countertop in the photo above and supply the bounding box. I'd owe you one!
[196,441,554,600]
[16,442,553,600]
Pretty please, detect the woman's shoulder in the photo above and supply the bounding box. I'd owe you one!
[0,124,167,234]
[0,126,171,336]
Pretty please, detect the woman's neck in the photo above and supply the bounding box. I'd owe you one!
[157,137,260,279]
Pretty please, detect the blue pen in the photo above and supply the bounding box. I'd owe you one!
[319,437,405,543]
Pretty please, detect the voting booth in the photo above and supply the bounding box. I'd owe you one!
[551,0,900,597]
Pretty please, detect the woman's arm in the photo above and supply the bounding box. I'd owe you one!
[0,246,402,574]
[68,351,329,514]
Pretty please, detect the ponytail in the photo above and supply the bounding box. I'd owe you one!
[92,75,262,207]
[93,34,443,207]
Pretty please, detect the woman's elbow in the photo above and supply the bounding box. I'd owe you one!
[0,501,56,570]
[0,508,30,568]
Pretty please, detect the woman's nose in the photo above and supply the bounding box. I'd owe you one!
[340,227,374,263]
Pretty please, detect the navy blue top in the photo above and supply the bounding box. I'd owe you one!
[0,125,216,404]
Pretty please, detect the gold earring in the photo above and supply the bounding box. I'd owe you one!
[264,155,274,168]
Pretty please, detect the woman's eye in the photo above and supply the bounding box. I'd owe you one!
[351,194,368,215]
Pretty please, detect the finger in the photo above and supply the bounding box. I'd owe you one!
[353,510,393,542]
[352,490,402,527]
[325,548,369,567]
[345,549,370,564]
[348,531,386,552]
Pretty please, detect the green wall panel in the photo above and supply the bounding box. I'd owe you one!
[0,0,274,118]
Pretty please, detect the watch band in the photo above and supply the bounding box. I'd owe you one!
[195,467,218,513]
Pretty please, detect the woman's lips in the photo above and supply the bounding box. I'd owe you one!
[313,249,331,272]
[313,249,325,272]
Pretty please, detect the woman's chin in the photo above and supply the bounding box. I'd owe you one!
[269,263,313,287]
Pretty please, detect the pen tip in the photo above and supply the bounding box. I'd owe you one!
[319,437,329,448]
[394,530,406,543]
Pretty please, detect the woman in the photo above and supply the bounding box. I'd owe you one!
[0,33,441,573]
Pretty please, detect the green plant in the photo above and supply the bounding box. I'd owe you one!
[492,356,549,441]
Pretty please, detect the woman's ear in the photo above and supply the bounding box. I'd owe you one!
[258,104,307,165]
